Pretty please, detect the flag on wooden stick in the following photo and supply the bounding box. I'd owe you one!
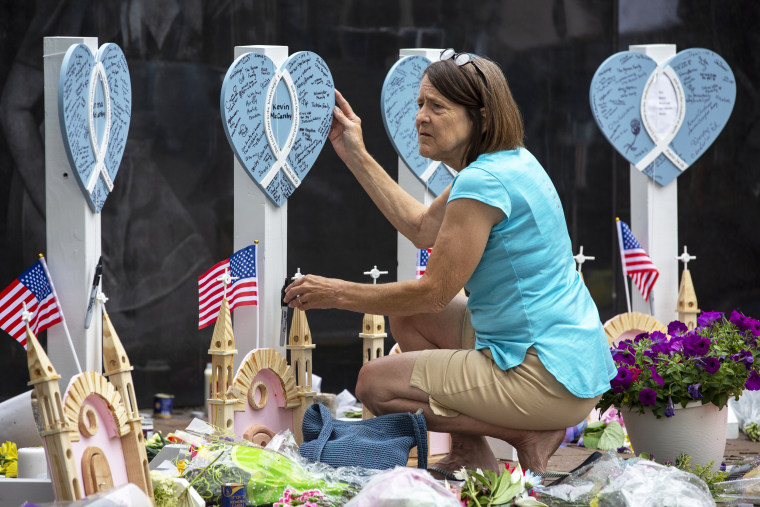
[198,244,258,329]
[616,219,659,302]
[0,257,63,349]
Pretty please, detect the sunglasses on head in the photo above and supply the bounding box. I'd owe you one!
[440,48,487,85]
[440,48,474,66]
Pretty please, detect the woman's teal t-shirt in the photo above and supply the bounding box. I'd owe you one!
[447,148,616,398]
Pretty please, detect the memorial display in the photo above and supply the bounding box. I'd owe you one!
[381,54,456,196]
[590,48,736,186]
[220,51,335,206]
[58,43,131,212]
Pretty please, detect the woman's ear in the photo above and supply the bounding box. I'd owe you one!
[481,108,486,133]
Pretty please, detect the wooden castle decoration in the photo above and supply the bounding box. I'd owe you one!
[573,246,595,282]
[26,310,152,502]
[603,312,666,346]
[359,266,389,420]
[207,296,238,430]
[675,245,700,330]
[206,269,314,445]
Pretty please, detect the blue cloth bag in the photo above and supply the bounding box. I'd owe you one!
[299,403,428,470]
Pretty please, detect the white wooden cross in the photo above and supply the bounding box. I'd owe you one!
[676,245,696,270]
[573,246,595,275]
[363,265,388,285]
[216,267,239,300]
[21,302,33,332]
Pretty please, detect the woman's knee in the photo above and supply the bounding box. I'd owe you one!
[355,361,381,405]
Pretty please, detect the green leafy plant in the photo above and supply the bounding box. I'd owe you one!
[597,311,760,418]
[581,421,624,450]
[671,453,728,498]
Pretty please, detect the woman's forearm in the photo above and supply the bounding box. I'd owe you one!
[346,150,442,248]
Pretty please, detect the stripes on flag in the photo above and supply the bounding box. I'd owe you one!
[416,248,431,279]
[616,220,659,302]
[0,258,63,349]
[198,244,258,329]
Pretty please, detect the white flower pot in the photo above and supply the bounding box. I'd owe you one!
[622,401,727,471]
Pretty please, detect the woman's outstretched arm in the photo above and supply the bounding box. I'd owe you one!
[329,89,448,248]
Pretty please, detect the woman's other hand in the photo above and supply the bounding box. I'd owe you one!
[329,90,367,167]
[284,274,343,311]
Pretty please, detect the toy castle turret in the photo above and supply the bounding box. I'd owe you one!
[102,311,153,501]
[287,269,316,442]
[676,246,700,330]
[208,296,238,429]
[26,328,81,501]
[359,266,389,419]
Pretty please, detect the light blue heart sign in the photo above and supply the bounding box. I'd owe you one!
[381,55,455,196]
[220,51,334,206]
[590,48,735,186]
[58,43,132,213]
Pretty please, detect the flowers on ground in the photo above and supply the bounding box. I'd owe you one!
[0,441,18,478]
[458,465,547,506]
[598,311,760,418]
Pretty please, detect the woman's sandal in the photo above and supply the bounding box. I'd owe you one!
[427,466,460,481]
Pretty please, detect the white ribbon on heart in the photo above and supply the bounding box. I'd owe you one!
[85,61,114,193]
[634,65,688,173]
[260,69,301,189]
[420,161,458,183]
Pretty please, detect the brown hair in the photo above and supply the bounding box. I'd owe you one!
[423,56,524,167]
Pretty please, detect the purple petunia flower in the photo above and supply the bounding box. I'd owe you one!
[649,331,668,343]
[697,311,723,328]
[731,310,750,331]
[649,366,665,386]
[746,371,760,391]
[699,357,721,374]
[612,350,636,366]
[610,366,634,393]
[664,396,675,417]
[634,332,649,343]
[688,383,703,399]
[730,349,754,370]
[684,335,711,357]
[748,318,760,338]
[639,388,657,406]
[668,320,688,337]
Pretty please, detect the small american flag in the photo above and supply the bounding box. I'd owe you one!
[198,244,258,329]
[416,248,431,279]
[0,258,63,349]
[617,220,659,302]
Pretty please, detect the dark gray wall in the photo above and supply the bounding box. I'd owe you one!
[1,0,759,406]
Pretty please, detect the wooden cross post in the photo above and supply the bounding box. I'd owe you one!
[44,36,102,389]
[232,45,290,369]
[396,48,443,281]
[629,44,679,324]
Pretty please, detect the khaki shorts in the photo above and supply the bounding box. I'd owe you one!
[409,309,599,430]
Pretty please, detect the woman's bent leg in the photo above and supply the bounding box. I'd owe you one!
[355,352,567,473]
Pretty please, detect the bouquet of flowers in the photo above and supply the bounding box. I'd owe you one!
[597,310,760,418]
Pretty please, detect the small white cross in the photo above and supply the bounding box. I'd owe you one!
[573,246,595,275]
[96,289,109,306]
[291,268,304,281]
[216,267,239,300]
[676,245,696,270]
[363,265,388,285]
[21,302,33,329]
